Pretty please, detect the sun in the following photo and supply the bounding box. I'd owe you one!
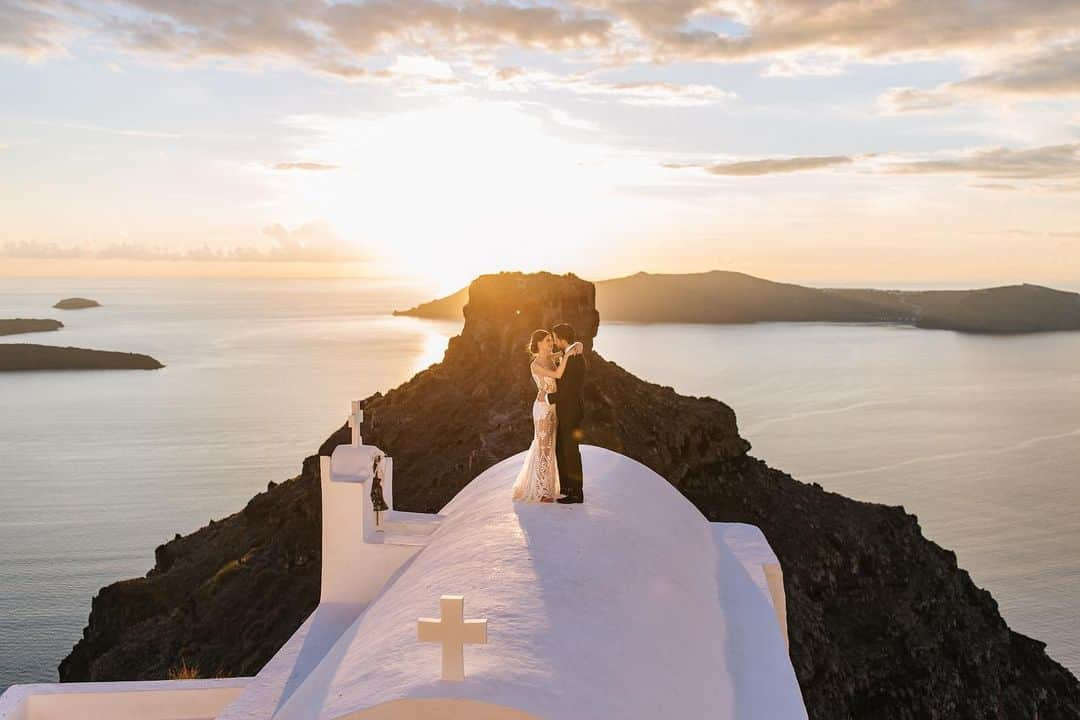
[272,98,664,292]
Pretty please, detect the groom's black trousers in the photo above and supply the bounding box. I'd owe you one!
[553,352,587,500]
[556,411,584,500]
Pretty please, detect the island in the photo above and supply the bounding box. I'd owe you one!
[53,297,101,310]
[0,318,64,337]
[0,344,163,371]
[395,270,1080,334]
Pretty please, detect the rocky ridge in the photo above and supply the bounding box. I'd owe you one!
[60,272,1080,719]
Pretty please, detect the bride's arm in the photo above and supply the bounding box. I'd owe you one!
[531,358,571,379]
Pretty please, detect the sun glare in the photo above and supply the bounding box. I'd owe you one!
[275,100,656,291]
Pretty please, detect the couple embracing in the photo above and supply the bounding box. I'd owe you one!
[511,323,587,505]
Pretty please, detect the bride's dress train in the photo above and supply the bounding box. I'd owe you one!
[512,371,560,502]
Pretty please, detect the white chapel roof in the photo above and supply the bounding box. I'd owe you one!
[274,446,806,720]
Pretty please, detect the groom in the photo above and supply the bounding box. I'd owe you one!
[548,323,586,504]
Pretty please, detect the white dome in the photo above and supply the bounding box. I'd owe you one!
[275,446,806,720]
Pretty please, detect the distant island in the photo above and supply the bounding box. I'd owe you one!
[394,270,1080,334]
[0,319,64,337]
[0,344,163,371]
[53,297,101,310]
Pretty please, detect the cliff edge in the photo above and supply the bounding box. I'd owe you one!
[60,272,1080,719]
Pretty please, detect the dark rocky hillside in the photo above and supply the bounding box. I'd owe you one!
[60,272,1080,718]
[396,270,1080,334]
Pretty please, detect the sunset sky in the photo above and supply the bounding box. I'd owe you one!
[2,0,1079,292]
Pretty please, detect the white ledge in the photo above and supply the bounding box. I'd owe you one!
[0,678,249,720]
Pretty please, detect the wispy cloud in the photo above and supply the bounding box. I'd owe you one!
[881,40,1080,113]
[272,161,340,171]
[666,155,853,176]
[490,67,734,107]
[31,119,184,138]
[2,221,369,263]
[968,183,1018,191]
[882,143,1080,180]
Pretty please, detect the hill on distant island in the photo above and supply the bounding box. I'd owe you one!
[53,297,101,310]
[62,272,1080,719]
[0,319,64,336]
[0,345,163,371]
[395,270,1080,334]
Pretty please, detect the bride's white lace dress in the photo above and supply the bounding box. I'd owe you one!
[511,370,560,502]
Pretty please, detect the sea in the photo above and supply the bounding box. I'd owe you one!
[1,278,1078,692]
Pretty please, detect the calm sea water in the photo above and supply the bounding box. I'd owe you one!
[0,279,1077,692]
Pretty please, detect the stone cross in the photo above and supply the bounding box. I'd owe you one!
[417,595,488,681]
[348,400,363,446]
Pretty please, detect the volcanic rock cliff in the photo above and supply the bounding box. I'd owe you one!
[60,272,1080,719]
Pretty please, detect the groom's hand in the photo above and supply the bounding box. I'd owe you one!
[547,391,558,404]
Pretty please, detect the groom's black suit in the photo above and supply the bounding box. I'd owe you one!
[549,351,587,501]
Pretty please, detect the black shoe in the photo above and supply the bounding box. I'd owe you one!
[557,495,583,504]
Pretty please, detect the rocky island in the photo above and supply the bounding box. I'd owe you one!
[0,344,163,371]
[60,273,1079,718]
[53,297,101,310]
[396,270,1080,334]
[0,319,64,336]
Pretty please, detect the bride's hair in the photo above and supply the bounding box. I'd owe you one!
[527,329,550,356]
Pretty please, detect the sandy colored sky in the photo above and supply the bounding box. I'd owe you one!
[2,1,1079,293]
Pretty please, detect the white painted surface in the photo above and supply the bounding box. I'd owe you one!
[0,679,248,720]
[348,401,363,446]
[335,698,541,719]
[275,446,807,720]
[713,523,790,649]
[417,596,489,681]
[319,452,422,606]
[1,445,803,720]
[218,604,366,720]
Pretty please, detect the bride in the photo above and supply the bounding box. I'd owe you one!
[511,329,583,503]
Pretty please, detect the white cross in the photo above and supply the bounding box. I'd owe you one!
[348,400,363,446]
[417,595,488,681]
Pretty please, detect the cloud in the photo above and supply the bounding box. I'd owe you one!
[613,0,1080,62]
[0,0,77,59]
[272,161,340,171]
[31,119,184,138]
[968,183,1018,191]
[323,1,610,57]
[259,220,368,261]
[81,0,608,79]
[563,78,734,107]
[667,155,853,176]
[881,40,1080,112]
[9,0,1080,78]
[762,53,848,78]
[882,143,1080,180]
[490,67,733,107]
[2,221,369,262]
